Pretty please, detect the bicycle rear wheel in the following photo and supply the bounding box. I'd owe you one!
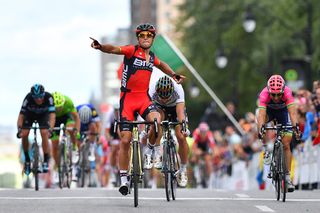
[78,144,88,187]
[279,144,286,202]
[132,141,140,207]
[163,142,171,201]
[170,144,178,200]
[33,143,39,191]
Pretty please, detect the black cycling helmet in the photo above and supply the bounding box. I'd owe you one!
[156,76,174,99]
[135,23,156,37]
[30,84,45,98]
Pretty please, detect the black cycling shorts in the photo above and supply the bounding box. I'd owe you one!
[22,113,50,128]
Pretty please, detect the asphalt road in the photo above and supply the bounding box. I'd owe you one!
[0,188,319,213]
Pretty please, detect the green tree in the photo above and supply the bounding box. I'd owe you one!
[176,0,320,130]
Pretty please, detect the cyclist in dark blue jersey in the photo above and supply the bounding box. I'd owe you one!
[17,84,56,175]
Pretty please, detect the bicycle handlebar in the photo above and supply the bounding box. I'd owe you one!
[262,124,293,132]
[113,119,158,137]
[17,125,49,139]
[160,120,187,133]
[52,127,75,131]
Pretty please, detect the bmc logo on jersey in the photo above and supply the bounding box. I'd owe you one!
[122,65,129,88]
[133,58,153,69]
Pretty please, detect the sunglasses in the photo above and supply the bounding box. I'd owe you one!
[32,94,45,99]
[270,93,283,97]
[138,32,154,39]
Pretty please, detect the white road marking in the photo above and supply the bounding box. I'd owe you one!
[0,196,320,202]
[255,205,275,212]
[235,193,250,198]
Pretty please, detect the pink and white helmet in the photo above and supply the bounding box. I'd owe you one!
[267,75,285,94]
[199,122,209,132]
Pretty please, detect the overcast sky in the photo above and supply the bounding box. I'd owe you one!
[0,0,130,128]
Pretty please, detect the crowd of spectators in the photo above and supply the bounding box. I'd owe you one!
[189,80,320,189]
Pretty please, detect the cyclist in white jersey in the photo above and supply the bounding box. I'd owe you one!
[147,75,189,187]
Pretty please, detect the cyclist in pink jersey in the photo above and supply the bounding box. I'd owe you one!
[91,23,185,195]
[257,74,300,192]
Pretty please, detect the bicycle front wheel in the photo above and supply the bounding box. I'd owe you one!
[274,172,280,201]
[66,141,73,188]
[132,141,140,207]
[58,144,65,189]
[163,142,171,201]
[78,144,88,188]
[33,143,39,191]
[279,143,286,202]
[170,144,178,200]
[272,148,280,201]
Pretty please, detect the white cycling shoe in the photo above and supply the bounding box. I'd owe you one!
[153,151,162,169]
[119,182,129,196]
[178,170,188,188]
[286,175,295,192]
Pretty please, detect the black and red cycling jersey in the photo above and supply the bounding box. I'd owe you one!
[192,128,216,152]
[120,45,160,93]
[118,45,159,130]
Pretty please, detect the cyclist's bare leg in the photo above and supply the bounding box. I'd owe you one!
[110,144,120,168]
[119,131,132,170]
[146,111,161,145]
[66,123,79,148]
[190,147,200,165]
[192,148,202,184]
[282,134,293,174]
[51,140,59,167]
[40,129,50,155]
[21,129,30,156]
[204,153,212,176]
[175,127,188,164]
[88,122,98,143]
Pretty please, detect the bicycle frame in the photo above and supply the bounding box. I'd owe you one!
[161,120,185,201]
[114,119,158,207]
[78,132,99,188]
[31,123,40,191]
[53,124,73,189]
[22,122,47,191]
[128,125,143,178]
[264,124,292,202]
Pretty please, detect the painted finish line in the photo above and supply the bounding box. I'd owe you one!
[1,196,320,202]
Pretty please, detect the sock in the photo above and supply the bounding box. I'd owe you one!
[120,170,128,184]
[72,143,77,151]
[44,153,50,163]
[180,164,187,172]
[112,166,118,173]
[286,173,291,181]
[147,142,155,150]
[194,165,200,182]
[24,151,30,162]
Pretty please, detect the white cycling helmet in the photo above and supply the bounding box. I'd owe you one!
[78,105,92,124]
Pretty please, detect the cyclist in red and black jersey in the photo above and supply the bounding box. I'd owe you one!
[91,23,185,195]
[192,122,215,186]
